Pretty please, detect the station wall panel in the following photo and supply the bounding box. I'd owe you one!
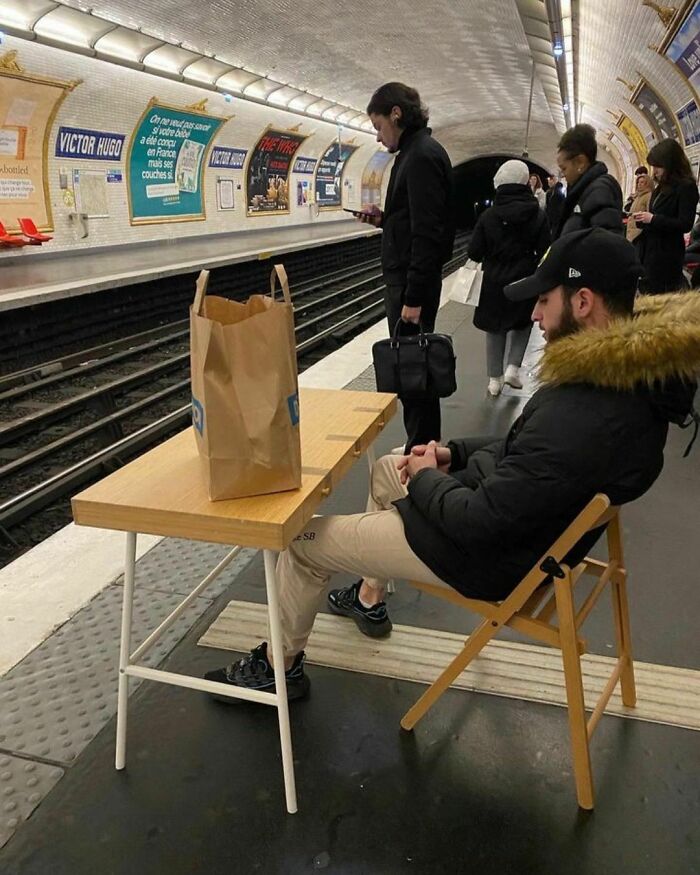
[0,36,381,257]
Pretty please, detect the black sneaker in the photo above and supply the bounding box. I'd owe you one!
[327,580,392,638]
[204,642,309,703]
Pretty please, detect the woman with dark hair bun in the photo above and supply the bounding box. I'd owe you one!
[554,123,623,239]
[634,138,699,293]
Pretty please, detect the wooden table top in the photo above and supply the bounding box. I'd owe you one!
[71,387,396,551]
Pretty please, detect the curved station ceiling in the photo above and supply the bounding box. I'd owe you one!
[2,0,700,186]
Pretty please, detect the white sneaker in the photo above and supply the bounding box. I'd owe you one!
[504,365,523,389]
[487,377,503,397]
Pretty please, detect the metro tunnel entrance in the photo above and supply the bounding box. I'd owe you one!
[454,155,551,229]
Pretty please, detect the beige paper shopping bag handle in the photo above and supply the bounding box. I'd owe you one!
[193,269,210,316]
[269,264,292,305]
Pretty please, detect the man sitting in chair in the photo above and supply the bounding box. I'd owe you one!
[206,228,700,700]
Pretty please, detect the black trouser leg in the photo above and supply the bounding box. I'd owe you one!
[383,284,442,453]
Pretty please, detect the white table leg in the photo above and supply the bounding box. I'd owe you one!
[263,549,298,814]
[115,531,137,770]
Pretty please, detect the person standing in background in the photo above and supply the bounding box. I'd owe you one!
[545,173,565,234]
[634,139,699,293]
[624,166,651,214]
[529,173,546,209]
[468,160,551,396]
[359,82,455,451]
[554,123,623,239]
[625,174,653,245]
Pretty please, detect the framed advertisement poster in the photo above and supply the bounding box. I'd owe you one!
[0,50,80,233]
[314,140,358,209]
[617,114,648,167]
[677,98,700,146]
[126,99,228,225]
[245,128,306,216]
[360,150,393,206]
[631,80,683,143]
[664,1,700,97]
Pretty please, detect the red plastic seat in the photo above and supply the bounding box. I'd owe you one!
[18,217,52,243]
[0,220,29,247]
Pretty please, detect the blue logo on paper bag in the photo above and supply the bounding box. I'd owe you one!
[192,396,205,435]
[287,392,300,426]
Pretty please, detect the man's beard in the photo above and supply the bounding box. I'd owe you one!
[546,294,581,342]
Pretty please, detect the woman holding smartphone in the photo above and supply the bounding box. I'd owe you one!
[634,139,699,293]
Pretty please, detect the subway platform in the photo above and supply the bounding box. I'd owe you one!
[0,290,698,874]
[0,220,379,312]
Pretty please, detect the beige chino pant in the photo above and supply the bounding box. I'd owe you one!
[274,453,447,657]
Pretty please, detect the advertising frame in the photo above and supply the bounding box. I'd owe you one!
[125,97,229,226]
[244,125,308,218]
[0,50,81,233]
[313,139,359,211]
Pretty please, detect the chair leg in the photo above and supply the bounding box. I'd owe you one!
[554,575,595,810]
[611,575,637,708]
[400,617,498,731]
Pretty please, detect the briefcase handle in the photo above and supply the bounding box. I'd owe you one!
[269,264,292,305]
[391,318,428,349]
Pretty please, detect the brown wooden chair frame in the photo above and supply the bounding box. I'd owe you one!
[401,493,635,809]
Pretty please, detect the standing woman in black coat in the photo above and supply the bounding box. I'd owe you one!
[634,139,699,293]
[467,160,551,396]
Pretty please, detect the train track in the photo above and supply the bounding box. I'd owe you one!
[0,237,469,566]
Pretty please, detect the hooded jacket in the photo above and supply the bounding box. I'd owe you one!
[556,161,623,239]
[394,292,700,600]
[381,126,455,306]
[468,183,551,332]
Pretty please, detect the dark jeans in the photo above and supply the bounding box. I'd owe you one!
[383,283,441,452]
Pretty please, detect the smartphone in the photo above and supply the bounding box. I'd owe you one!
[343,208,370,217]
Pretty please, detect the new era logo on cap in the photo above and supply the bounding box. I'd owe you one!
[568,268,582,278]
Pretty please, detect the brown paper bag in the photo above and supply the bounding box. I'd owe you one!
[190,265,302,500]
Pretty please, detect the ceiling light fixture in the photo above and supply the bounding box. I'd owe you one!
[5,2,371,133]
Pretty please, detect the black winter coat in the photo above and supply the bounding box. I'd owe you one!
[545,182,565,234]
[636,177,699,293]
[555,161,623,239]
[392,291,700,601]
[467,184,550,332]
[381,127,455,307]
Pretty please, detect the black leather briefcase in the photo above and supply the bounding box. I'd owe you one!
[372,320,457,400]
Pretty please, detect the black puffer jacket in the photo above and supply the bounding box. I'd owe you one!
[556,162,623,239]
[468,184,550,332]
[381,126,455,306]
[394,292,700,600]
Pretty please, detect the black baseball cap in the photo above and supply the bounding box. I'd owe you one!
[504,228,644,303]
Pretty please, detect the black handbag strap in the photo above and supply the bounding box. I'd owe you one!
[391,318,428,347]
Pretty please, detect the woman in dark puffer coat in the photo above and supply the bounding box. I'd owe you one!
[554,123,623,239]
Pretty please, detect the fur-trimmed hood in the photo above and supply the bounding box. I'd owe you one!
[538,291,700,424]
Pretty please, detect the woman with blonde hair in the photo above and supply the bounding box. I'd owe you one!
[626,173,653,244]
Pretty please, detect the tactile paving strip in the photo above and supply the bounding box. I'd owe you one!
[0,754,64,849]
[0,584,212,767]
[112,538,257,600]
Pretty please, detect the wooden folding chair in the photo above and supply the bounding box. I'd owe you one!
[401,493,635,809]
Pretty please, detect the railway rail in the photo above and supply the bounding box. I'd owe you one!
[0,235,469,566]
